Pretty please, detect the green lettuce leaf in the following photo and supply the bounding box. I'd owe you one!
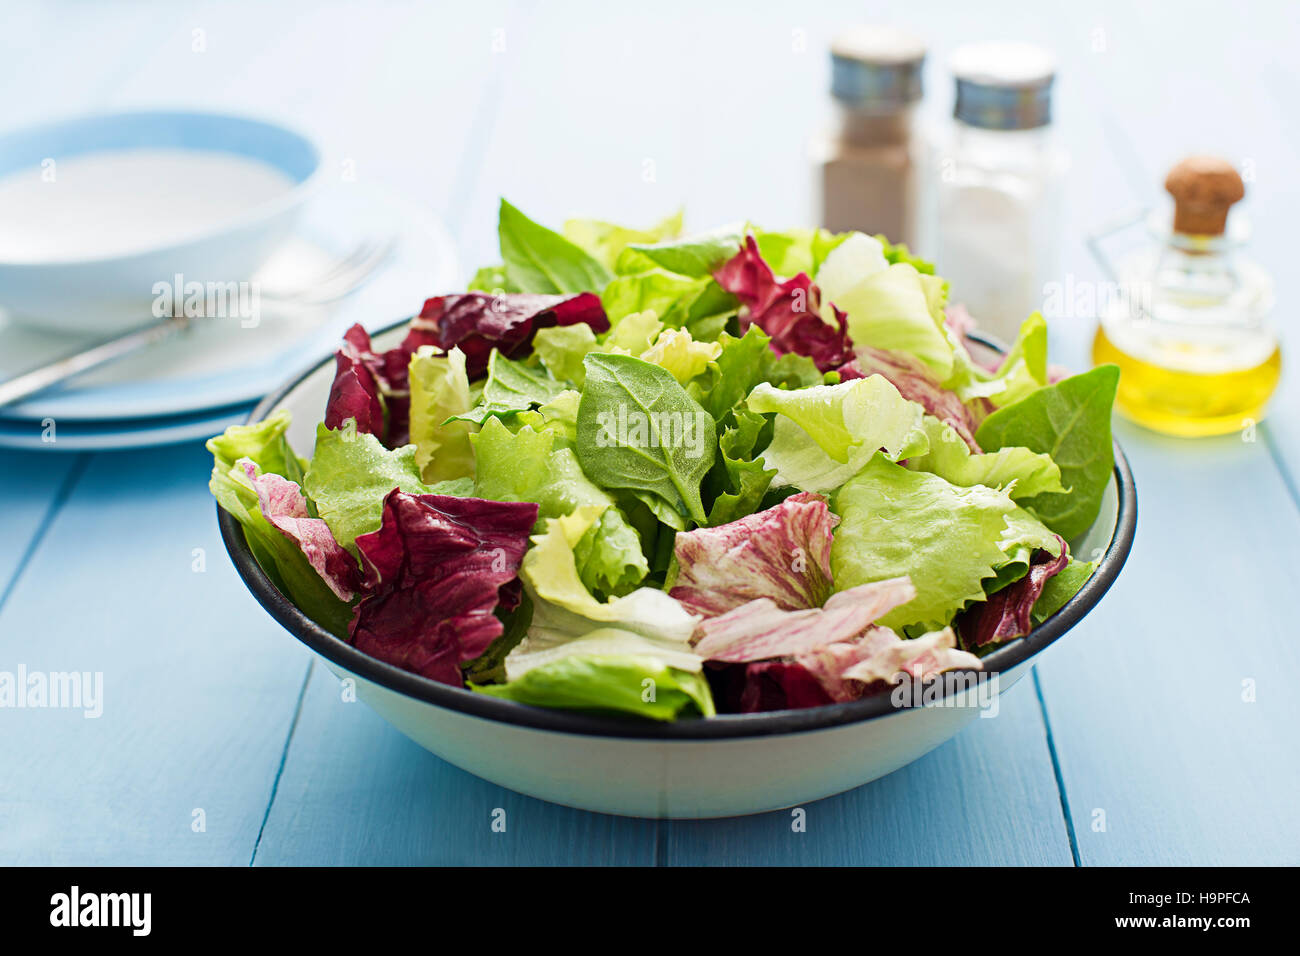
[1032,558,1097,624]
[302,424,428,550]
[818,258,953,378]
[532,324,599,387]
[468,264,511,293]
[575,352,716,525]
[453,348,568,425]
[950,312,1049,408]
[498,199,612,294]
[753,227,852,278]
[695,325,821,422]
[473,653,714,720]
[207,413,352,636]
[831,454,1063,632]
[614,223,745,277]
[563,211,683,271]
[472,418,648,597]
[207,408,306,485]
[408,345,476,483]
[704,408,776,526]
[745,375,929,493]
[905,415,1066,500]
[975,364,1120,540]
[639,328,722,385]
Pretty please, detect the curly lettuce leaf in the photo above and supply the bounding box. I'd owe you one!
[563,210,683,271]
[818,260,954,379]
[208,418,354,637]
[303,424,429,551]
[532,324,599,387]
[702,408,776,526]
[639,328,722,385]
[408,345,476,483]
[831,454,1062,632]
[472,418,649,598]
[745,375,929,493]
[753,227,853,279]
[905,415,1066,500]
[474,653,714,720]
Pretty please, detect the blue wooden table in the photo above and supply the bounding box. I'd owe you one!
[2,0,1298,866]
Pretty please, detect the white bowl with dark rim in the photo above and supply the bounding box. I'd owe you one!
[217,321,1136,818]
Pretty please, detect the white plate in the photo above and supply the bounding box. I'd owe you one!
[0,403,252,451]
[0,182,459,423]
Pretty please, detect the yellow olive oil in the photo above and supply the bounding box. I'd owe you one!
[1092,324,1281,437]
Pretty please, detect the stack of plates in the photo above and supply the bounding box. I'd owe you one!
[0,112,458,451]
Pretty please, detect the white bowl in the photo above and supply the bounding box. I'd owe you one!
[0,111,321,334]
[218,324,1137,818]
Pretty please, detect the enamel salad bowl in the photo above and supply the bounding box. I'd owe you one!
[218,323,1136,819]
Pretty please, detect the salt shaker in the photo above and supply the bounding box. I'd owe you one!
[1091,156,1279,436]
[812,26,926,249]
[929,42,1068,342]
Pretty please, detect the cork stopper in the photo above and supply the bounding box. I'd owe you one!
[1165,156,1245,236]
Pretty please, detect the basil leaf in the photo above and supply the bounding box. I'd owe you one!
[575,353,716,526]
[975,364,1120,541]
[498,199,612,294]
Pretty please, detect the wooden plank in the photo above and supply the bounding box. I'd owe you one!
[251,661,658,865]
[665,680,1075,865]
[0,442,313,864]
[1034,422,1300,864]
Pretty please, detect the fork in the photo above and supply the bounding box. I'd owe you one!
[0,236,396,409]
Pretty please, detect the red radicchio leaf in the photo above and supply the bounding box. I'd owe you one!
[693,578,916,663]
[711,623,981,713]
[956,536,1070,649]
[707,659,834,713]
[350,491,538,686]
[670,491,837,617]
[238,459,361,602]
[714,236,853,373]
[409,291,609,381]
[324,323,436,447]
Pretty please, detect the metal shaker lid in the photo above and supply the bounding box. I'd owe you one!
[830,26,926,113]
[950,42,1056,130]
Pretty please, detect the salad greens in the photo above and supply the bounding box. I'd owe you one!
[211,200,1121,720]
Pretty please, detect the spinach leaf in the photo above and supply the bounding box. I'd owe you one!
[498,199,612,294]
[576,352,716,526]
[974,364,1120,541]
[614,224,745,278]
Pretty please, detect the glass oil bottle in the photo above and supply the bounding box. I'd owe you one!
[1091,156,1279,437]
